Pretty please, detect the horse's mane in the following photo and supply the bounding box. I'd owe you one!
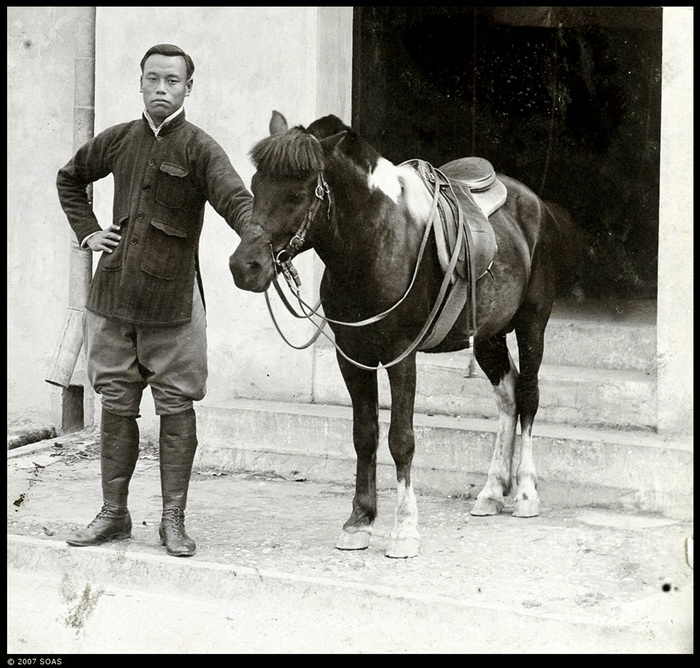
[250,126,325,177]
[250,115,377,179]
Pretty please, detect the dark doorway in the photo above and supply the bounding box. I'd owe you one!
[352,6,662,300]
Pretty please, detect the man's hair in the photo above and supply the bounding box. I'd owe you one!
[140,44,195,81]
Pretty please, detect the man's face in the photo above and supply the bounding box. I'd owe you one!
[140,54,192,124]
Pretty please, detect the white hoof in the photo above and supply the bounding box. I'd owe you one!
[470,495,505,516]
[385,536,420,559]
[513,496,540,518]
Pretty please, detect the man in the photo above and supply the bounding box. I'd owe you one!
[56,44,252,557]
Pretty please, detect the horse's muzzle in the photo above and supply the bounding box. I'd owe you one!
[229,250,273,293]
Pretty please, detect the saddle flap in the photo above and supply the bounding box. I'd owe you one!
[404,157,499,282]
[402,158,502,351]
[471,179,508,219]
[440,183,497,282]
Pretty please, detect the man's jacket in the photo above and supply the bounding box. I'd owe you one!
[57,111,253,326]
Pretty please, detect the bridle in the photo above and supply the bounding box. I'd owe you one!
[264,162,469,370]
[270,171,330,288]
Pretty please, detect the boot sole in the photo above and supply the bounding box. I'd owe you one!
[66,532,131,547]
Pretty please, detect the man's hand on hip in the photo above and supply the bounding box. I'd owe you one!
[86,225,122,253]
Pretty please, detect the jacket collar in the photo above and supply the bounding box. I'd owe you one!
[142,106,186,137]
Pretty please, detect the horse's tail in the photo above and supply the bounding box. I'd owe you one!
[541,200,589,299]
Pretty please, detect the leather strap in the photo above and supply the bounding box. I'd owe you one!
[417,162,479,351]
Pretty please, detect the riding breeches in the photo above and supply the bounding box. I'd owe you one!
[83,281,207,416]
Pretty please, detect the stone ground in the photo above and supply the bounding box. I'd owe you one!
[7,430,694,654]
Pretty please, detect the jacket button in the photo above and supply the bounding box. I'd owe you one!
[148,159,155,166]
[130,237,139,246]
[143,185,151,192]
[156,136,163,142]
[136,212,144,219]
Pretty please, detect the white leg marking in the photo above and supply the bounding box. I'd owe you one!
[513,425,540,518]
[511,424,523,494]
[386,479,420,558]
[471,361,518,516]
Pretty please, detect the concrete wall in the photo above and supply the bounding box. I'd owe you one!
[7,7,692,439]
[7,6,353,437]
[656,7,693,435]
[7,7,80,427]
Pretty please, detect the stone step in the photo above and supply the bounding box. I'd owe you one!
[195,399,692,520]
[313,298,657,373]
[543,314,655,373]
[312,347,657,431]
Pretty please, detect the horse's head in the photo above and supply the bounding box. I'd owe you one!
[229,111,348,292]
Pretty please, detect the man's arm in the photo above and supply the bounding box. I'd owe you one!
[56,126,122,247]
[194,136,253,236]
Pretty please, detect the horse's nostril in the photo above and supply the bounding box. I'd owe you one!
[229,255,260,275]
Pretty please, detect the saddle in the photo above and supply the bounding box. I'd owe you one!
[426,157,503,280]
[404,157,504,350]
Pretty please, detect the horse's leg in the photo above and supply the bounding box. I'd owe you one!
[335,354,380,551]
[385,355,420,558]
[511,317,547,518]
[471,333,519,516]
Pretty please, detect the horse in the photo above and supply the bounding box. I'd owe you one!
[230,111,574,559]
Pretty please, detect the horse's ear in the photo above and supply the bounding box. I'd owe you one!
[320,130,347,153]
[269,110,288,135]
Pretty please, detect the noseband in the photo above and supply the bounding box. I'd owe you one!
[271,171,331,286]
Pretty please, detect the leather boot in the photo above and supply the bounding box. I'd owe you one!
[66,502,132,546]
[158,408,198,557]
[159,507,195,557]
[66,409,139,547]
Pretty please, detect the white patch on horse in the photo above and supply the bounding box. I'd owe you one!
[490,366,518,488]
[393,479,419,535]
[512,423,540,517]
[368,157,402,202]
[387,478,420,557]
[398,165,433,225]
[471,361,518,516]
[368,159,433,228]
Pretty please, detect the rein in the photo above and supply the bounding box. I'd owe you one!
[266,162,467,370]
